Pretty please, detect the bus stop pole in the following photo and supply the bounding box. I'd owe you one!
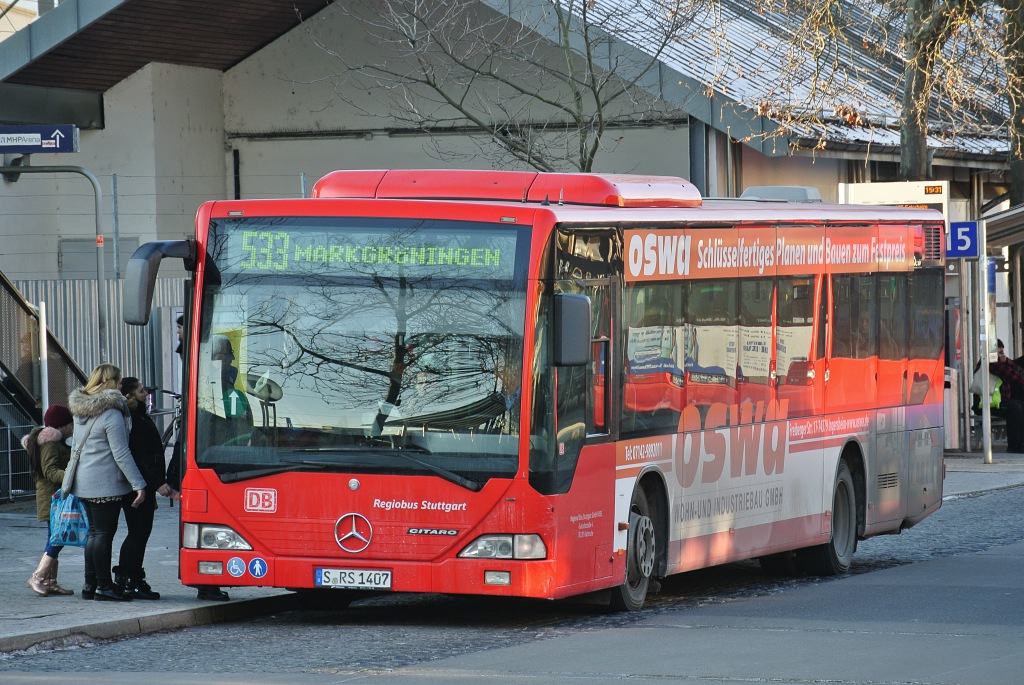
[38,300,49,414]
[978,218,993,465]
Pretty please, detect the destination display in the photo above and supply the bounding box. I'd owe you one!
[215,219,521,281]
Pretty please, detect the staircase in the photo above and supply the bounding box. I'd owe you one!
[0,270,87,499]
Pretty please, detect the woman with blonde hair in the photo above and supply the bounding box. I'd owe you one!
[67,363,147,601]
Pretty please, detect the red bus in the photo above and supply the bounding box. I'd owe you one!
[124,170,945,610]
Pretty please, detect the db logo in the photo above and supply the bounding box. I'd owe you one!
[244,488,277,513]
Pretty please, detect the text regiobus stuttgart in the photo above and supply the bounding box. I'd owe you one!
[124,170,945,611]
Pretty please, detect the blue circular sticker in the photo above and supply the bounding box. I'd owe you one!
[248,557,268,578]
[226,557,246,578]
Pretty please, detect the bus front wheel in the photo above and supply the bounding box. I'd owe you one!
[799,460,857,575]
[610,486,656,611]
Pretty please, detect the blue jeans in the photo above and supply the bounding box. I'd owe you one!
[44,516,64,559]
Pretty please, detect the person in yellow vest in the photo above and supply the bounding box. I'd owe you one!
[975,340,1024,453]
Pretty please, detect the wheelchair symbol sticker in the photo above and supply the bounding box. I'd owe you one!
[227,557,246,578]
[248,557,268,578]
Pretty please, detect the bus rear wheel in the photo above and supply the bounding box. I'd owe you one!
[610,486,656,611]
[799,460,857,576]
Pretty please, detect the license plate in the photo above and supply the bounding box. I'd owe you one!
[316,568,392,590]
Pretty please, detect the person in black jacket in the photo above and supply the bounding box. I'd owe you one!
[114,377,179,599]
[173,317,230,601]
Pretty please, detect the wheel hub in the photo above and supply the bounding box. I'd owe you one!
[632,514,655,578]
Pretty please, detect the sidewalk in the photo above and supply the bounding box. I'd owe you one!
[0,497,292,653]
[1,450,1023,655]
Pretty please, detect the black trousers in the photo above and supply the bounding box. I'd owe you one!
[83,495,132,589]
[993,397,1024,451]
[118,491,156,574]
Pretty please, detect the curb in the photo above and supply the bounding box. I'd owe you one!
[0,594,294,654]
[943,481,1024,500]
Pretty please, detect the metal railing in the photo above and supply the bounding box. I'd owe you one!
[0,421,34,502]
[0,270,88,499]
[0,270,87,422]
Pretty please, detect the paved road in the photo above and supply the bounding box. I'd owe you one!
[0,452,1021,684]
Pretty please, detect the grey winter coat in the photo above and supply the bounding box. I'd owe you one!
[67,388,146,499]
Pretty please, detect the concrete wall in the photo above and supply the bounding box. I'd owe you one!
[740,151,844,203]
[0,62,224,280]
[222,1,692,197]
[228,126,692,201]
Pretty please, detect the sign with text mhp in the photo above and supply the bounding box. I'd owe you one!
[0,125,79,154]
[947,221,980,259]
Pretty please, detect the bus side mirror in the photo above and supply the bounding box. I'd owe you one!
[123,240,195,325]
[553,293,591,366]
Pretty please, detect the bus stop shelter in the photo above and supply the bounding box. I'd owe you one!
[963,204,1024,460]
[986,203,1024,348]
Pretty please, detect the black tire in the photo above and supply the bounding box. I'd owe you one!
[799,460,857,576]
[610,486,657,611]
[758,551,801,577]
[161,423,174,452]
[289,588,355,610]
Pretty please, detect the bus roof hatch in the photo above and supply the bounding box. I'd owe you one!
[312,170,702,208]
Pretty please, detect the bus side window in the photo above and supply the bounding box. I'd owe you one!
[738,277,774,406]
[879,274,908,360]
[776,275,819,418]
[587,279,611,435]
[622,283,685,437]
[591,339,607,432]
[831,276,854,358]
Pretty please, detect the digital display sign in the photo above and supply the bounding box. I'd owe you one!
[214,219,521,281]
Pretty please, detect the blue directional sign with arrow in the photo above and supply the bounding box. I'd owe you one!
[0,125,79,154]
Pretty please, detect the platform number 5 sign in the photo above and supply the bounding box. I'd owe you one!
[947,221,979,259]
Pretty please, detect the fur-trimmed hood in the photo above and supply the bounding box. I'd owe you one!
[69,387,129,420]
[20,426,62,450]
[36,426,63,445]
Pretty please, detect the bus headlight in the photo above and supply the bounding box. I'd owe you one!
[183,523,253,550]
[458,534,546,560]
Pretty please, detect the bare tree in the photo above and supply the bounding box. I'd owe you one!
[1001,1,1024,202]
[688,1,1013,186]
[302,0,1021,191]
[900,0,986,181]
[302,0,697,172]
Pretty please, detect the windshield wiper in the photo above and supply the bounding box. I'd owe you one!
[288,449,481,492]
[292,443,429,454]
[218,462,324,483]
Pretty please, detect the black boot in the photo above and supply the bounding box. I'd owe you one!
[196,586,230,601]
[125,569,160,600]
[112,566,127,594]
[82,571,97,600]
[94,585,132,602]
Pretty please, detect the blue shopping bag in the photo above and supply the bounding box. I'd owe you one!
[49,491,89,547]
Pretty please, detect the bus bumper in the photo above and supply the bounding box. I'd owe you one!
[180,549,565,598]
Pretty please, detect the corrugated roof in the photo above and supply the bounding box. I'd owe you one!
[552,0,1011,160]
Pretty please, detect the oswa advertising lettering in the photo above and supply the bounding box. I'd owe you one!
[625,228,914,281]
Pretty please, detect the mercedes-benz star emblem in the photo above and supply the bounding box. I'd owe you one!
[334,513,373,553]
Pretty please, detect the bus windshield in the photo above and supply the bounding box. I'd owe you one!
[194,217,529,486]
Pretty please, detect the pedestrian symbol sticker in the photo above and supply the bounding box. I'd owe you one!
[248,557,268,578]
[227,557,246,578]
